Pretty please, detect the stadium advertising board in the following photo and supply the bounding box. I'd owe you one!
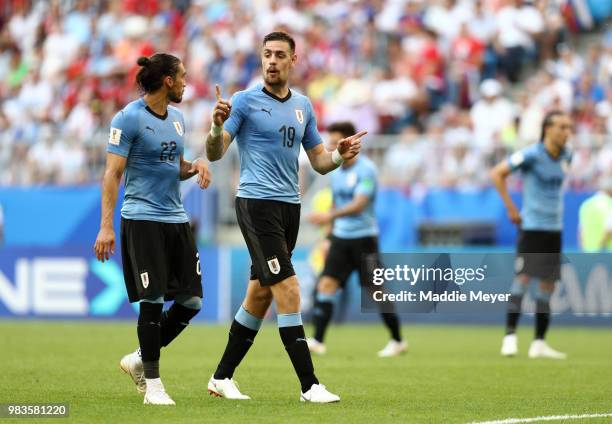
[1,247,610,324]
[0,247,220,320]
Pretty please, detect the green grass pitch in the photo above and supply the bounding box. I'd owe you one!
[2,321,611,423]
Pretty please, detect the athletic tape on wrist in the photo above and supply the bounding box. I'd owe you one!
[210,123,223,137]
[332,149,344,165]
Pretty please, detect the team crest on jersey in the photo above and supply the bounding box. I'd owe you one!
[109,127,122,145]
[140,272,150,289]
[295,109,304,124]
[267,256,281,275]
[173,121,184,136]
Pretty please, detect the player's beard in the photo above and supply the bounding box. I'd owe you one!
[169,90,183,104]
[264,70,286,89]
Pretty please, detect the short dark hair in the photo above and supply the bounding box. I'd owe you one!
[327,121,356,139]
[540,110,564,142]
[135,53,181,93]
[263,31,295,53]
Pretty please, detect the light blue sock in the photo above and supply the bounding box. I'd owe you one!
[235,306,263,331]
[277,312,303,328]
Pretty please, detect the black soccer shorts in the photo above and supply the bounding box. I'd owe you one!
[515,229,562,281]
[321,235,381,288]
[120,218,202,302]
[235,197,300,286]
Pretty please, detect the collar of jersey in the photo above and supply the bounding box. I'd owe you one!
[539,142,565,162]
[262,86,292,103]
[143,100,168,120]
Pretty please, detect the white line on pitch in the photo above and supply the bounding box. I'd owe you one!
[470,413,612,424]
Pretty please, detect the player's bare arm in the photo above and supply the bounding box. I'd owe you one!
[206,85,233,161]
[179,155,211,188]
[308,194,369,225]
[306,130,366,175]
[490,160,521,225]
[94,152,127,262]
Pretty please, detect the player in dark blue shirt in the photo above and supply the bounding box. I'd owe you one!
[491,110,572,360]
[206,32,366,403]
[94,53,212,405]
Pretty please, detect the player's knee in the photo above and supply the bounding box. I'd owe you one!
[270,276,301,312]
[274,285,300,311]
[246,284,273,307]
[539,280,555,293]
[285,286,301,310]
[536,283,554,299]
[317,277,339,295]
[243,286,272,317]
[515,273,530,284]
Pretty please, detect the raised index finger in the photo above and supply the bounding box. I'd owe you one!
[215,85,222,101]
[350,130,368,140]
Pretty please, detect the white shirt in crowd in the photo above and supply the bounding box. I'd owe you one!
[470,96,516,149]
[496,3,543,50]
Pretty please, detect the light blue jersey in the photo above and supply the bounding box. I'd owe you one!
[507,143,572,231]
[331,156,378,239]
[107,98,188,223]
[225,83,322,204]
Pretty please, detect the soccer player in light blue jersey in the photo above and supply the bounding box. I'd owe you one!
[306,122,407,358]
[94,53,211,405]
[205,32,367,403]
[491,110,573,360]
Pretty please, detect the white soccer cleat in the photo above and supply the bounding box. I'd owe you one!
[119,349,146,394]
[143,378,175,405]
[306,338,327,355]
[377,339,408,357]
[300,384,340,403]
[528,340,567,359]
[501,334,518,357]
[207,376,251,400]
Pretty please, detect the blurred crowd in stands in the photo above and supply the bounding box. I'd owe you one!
[0,0,610,190]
